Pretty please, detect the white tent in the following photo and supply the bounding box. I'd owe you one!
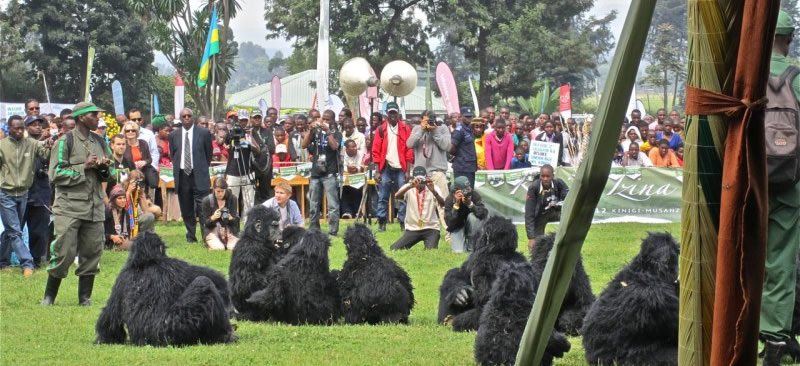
[226,69,447,116]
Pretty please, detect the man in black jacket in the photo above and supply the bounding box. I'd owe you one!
[169,108,213,243]
[444,176,488,253]
[524,164,568,249]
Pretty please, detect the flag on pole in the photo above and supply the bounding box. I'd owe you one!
[197,6,220,88]
[558,84,572,119]
[436,62,459,115]
[112,80,125,116]
[316,0,330,112]
[174,73,185,119]
[84,45,96,102]
[153,94,160,114]
[425,59,433,111]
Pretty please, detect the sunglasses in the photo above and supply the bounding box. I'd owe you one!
[124,129,137,133]
[181,114,192,118]
[130,118,142,122]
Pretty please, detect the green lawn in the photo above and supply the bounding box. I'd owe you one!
[0,221,680,365]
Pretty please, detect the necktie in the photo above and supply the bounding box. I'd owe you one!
[184,131,192,175]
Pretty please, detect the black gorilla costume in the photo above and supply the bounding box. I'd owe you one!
[581,232,679,366]
[530,233,595,336]
[95,233,237,346]
[475,262,571,366]
[336,223,415,324]
[247,229,341,325]
[229,206,305,321]
[437,216,528,331]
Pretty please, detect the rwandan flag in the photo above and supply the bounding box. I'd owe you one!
[197,6,219,87]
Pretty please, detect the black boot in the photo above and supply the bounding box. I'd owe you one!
[378,221,387,232]
[41,275,62,306]
[763,340,786,366]
[399,221,405,232]
[78,275,95,306]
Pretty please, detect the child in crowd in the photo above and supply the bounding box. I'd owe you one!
[511,146,532,169]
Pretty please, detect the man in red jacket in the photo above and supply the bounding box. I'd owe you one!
[371,102,414,232]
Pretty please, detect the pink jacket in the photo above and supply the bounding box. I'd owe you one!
[484,131,515,170]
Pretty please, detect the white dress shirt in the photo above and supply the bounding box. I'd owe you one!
[180,125,194,170]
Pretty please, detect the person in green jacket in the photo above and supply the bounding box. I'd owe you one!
[0,115,51,277]
[42,102,114,307]
[760,10,800,365]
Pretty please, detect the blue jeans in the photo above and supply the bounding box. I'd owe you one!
[309,174,340,234]
[377,166,406,224]
[0,190,33,270]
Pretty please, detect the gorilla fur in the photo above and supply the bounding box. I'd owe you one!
[247,229,341,325]
[581,232,679,366]
[336,223,414,324]
[95,232,236,346]
[437,216,528,331]
[475,262,571,366]
[229,206,303,321]
[530,233,595,336]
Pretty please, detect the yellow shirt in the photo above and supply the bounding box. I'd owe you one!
[474,133,486,170]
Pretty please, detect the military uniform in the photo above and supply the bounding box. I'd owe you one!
[42,102,112,306]
[760,11,800,358]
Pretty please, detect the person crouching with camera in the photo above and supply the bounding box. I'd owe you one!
[104,170,162,251]
[390,167,446,250]
[201,177,240,250]
[444,176,488,253]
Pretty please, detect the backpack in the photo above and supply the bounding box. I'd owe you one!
[765,65,800,191]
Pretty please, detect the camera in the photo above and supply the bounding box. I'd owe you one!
[229,125,246,142]
[132,179,143,189]
[220,207,231,221]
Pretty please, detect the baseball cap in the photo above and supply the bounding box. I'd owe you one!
[72,102,104,117]
[276,144,288,154]
[777,10,795,35]
[238,109,250,119]
[252,110,263,117]
[412,166,427,179]
[471,117,486,125]
[386,102,400,113]
[24,115,45,126]
[453,176,471,191]
[460,106,474,118]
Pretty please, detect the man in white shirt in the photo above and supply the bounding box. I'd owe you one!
[390,167,446,250]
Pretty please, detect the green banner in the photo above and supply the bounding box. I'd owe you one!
[474,166,682,223]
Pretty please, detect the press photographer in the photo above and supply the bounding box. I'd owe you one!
[390,167,446,250]
[444,176,488,253]
[302,109,342,236]
[524,164,569,249]
[224,112,261,222]
[201,178,240,251]
[103,172,161,251]
[407,110,451,233]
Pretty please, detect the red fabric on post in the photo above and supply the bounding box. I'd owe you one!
[709,2,780,365]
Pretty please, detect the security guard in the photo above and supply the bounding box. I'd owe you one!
[42,102,114,307]
[760,10,800,365]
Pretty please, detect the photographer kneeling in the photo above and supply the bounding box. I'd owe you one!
[201,177,240,250]
[103,170,161,251]
[444,176,488,253]
[524,164,568,249]
[390,167,446,250]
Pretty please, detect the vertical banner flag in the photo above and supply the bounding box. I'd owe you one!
[174,72,185,119]
[271,75,282,113]
[258,98,268,117]
[197,6,220,87]
[425,59,433,111]
[359,91,370,118]
[112,80,125,116]
[468,76,479,112]
[315,0,330,111]
[626,83,637,120]
[153,94,160,114]
[558,84,572,119]
[436,62,459,115]
[84,45,96,102]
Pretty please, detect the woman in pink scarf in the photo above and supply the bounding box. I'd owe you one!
[484,118,515,170]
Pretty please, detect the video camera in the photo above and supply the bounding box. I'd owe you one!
[220,207,231,221]
[229,125,246,142]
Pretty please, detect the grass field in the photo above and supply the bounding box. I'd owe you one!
[0,221,680,365]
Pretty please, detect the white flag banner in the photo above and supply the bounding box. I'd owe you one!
[174,73,185,120]
[315,0,329,111]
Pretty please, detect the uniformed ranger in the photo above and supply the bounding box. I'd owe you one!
[42,102,113,306]
[760,10,800,365]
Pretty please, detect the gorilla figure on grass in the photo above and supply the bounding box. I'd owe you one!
[475,262,571,366]
[95,232,237,346]
[437,216,528,331]
[336,223,414,324]
[581,232,679,366]
[247,229,341,325]
[530,233,595,336]
[229,206,305,321]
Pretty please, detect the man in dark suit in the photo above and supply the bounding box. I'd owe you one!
[169,108,213,243]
